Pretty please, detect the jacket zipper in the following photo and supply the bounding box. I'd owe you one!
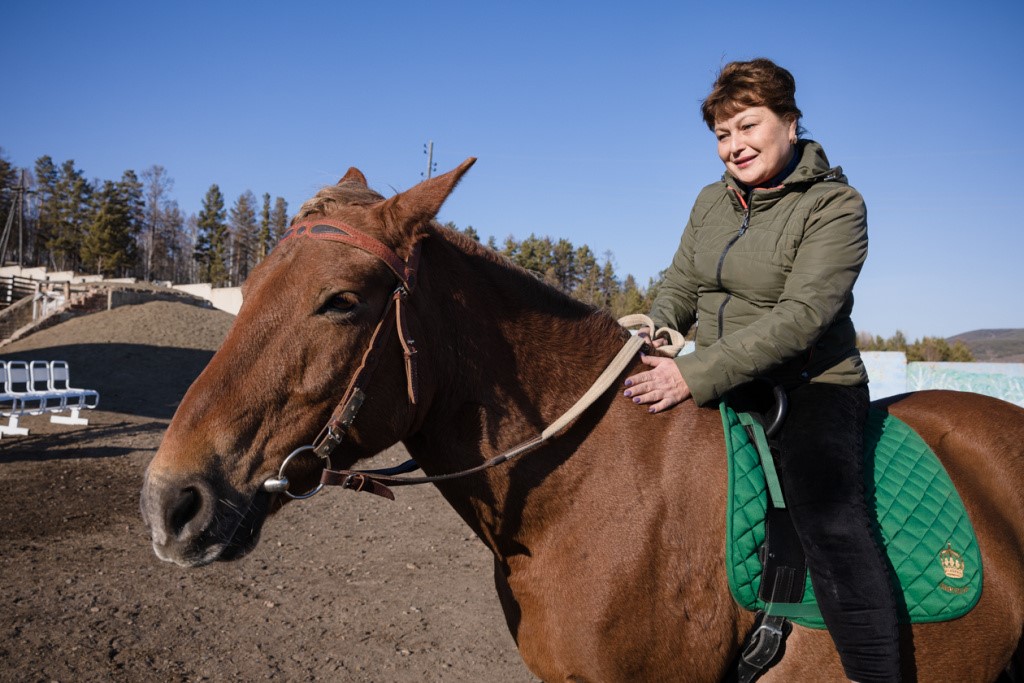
[715,191,751,339]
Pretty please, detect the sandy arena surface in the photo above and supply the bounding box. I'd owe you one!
[0,300,535,682]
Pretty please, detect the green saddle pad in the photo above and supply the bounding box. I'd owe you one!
[723,404,982,629]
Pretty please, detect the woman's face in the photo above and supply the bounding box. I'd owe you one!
[714,106,797,187]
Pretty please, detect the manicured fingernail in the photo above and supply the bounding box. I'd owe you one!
[648,407,656,413]
[623,390,632,397]
[633,398,641,404]
[624,379,633,387]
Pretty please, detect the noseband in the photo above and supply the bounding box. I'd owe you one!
[263,218,422,499]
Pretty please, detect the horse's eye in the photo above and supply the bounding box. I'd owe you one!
[323,293,360,315]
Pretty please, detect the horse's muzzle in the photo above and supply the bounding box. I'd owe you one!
[140,470,266,567]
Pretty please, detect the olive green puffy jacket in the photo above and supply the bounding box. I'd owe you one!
[649,140,869,406]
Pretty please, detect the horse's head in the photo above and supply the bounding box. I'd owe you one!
[141,158,476,567]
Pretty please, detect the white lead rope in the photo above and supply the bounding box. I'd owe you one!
[540,315,685,439]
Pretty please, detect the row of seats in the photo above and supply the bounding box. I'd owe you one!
[0,360,99,437]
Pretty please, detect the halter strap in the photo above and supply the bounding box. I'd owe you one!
[280,218,418,291]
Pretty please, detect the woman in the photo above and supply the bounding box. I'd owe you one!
[623,59,900,682]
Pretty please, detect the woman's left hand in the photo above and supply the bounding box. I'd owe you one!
[623,353,692,413]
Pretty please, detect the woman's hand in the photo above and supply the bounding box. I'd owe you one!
[623,353,692,413]
[637,326,668,349]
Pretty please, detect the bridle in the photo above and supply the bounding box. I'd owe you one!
[262,217,648,501]
[262,217,422,499]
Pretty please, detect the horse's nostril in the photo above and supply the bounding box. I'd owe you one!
[168,486,203,537]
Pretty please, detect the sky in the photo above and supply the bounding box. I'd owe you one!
[3,1,1023,340]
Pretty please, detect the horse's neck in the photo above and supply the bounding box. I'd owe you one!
[406,235,629,545]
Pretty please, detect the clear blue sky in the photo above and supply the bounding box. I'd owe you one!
[3,1,1022,339]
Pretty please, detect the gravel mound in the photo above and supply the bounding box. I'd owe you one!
[2,301,236,419]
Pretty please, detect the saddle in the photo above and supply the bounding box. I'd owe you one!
[722,399,983,629]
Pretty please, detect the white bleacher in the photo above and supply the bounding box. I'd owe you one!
[48,361,99,425]
[0,359,100,436]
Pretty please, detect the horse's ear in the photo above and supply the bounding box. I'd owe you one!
[379,157,477,239]
[339,167,367,186]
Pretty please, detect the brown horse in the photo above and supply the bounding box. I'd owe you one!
[142,159,1024,682]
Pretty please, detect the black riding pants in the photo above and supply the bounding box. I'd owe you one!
[777,382,900,682]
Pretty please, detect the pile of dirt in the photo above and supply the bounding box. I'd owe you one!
[0,301,531,682]
[2,300,236,419]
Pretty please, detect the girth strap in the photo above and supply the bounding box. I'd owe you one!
[737,612,788,683]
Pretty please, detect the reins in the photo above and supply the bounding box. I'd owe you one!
[262,219,664,501]
[316,333,646,500]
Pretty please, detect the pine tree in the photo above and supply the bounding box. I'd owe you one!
[0,148,20,264]
[229,190,258,285]
[0,147,17,222]
[81,180,137,276]
[572,245,602,307]
[33,156,59,266]
[598,256,619,308]
[257,192,272,261]
[551,238,577,292]
[195,184,228,286]
[270,196,289,242]
[48,159,93,271]
[611,274,646,319]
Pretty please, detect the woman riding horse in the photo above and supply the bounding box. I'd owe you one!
[623,59,899,682]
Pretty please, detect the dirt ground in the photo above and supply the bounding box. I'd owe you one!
[0,300,535,682]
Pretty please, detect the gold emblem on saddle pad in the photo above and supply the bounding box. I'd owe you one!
[940,543,965,580]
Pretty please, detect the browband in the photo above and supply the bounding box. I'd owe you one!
[280,218,417,291]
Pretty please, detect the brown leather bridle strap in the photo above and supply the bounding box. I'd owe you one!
[276,218,422,465]
[312,285,408,461]
[281,218,418,291]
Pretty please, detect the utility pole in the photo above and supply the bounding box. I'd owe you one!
[0,170,32,268]
[423,141,437,179]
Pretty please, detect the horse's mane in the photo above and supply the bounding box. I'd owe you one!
[294,181,386,221]
[427,224,626,342]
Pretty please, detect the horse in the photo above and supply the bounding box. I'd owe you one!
[141,159,1024,682]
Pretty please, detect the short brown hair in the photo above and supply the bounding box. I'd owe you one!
[700,58,802,131]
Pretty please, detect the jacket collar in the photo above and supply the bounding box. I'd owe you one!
[723,139,846,197]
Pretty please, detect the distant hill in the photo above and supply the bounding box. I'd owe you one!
[949,329,1024,363]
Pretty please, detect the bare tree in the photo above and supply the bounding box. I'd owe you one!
[141,165,174,281]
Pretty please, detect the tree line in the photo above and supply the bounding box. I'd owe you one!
[454,225,663,320]
[856,331,974,362]
[0,147,288,287]
[0,146,661,312]
[0,146,980,360]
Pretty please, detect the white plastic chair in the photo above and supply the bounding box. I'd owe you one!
[0,361,26,437]
[2,360,41,435]
[4,361,46,415]
[48,361,99,425]
[30,360,67,412]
